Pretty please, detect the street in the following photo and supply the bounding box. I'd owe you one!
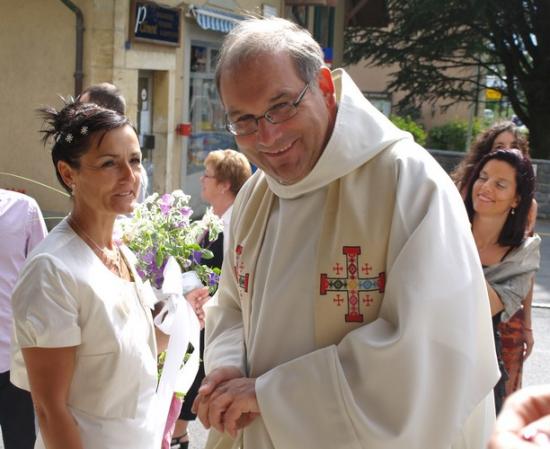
[524,218,550,387]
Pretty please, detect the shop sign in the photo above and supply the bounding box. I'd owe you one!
[130,0,180,47]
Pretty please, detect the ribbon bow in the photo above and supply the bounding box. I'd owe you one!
[154,257,201,447]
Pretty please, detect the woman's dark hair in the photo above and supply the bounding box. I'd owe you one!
[464,149,535,247]
[451,121,529,190]
[38,100,134,193]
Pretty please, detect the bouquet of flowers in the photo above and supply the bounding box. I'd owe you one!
[118,190,223,294]
[119,191,222,449]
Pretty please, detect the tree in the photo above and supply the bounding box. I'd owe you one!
[344,0,550,159]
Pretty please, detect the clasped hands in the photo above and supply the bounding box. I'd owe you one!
[192,366,260,438]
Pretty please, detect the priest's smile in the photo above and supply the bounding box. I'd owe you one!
[260,140,296,158]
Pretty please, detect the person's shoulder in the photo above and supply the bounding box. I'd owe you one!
[371,140,449,184]
[505,234,541,264]
[0,190,41,213]
[233,170,266,204]
[27,220,75,259]
[523,233,542,250]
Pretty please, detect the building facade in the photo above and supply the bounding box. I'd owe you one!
[0,0,283,216]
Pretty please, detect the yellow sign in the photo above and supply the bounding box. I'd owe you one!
[486,88,503,100]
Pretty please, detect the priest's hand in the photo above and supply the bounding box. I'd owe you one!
[208,376,260,438]
[192,366,260,437]
[192,366,243,425]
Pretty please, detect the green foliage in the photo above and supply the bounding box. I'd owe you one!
[344,0,550,158]
[426,119,483,152]
[390,115,427,146]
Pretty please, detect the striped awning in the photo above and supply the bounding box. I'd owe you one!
[189,5,244,33]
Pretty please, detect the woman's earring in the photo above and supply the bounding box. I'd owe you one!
[511,208,515,215]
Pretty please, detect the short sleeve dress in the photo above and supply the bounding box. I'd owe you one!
[10,218,159,449]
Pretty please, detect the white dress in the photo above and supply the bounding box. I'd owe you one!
[11,219,159,449]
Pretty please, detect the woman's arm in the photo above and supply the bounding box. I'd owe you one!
[22,346,83,449]
[526,199,538,237]
[486,281,505,316]
[522,279,535,359]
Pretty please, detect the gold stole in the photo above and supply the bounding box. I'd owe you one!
[231,147,397,348]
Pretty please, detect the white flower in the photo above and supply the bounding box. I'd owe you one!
[65,133,73,143]
[80,126,88,135]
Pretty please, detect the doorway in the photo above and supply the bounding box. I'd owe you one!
[137,71,154,196]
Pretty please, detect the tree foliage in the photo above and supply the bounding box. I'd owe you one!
[345,0,550,158]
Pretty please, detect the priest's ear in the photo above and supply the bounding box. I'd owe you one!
[316,67,336,108]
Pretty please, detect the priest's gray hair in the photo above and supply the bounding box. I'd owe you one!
[215,17,325,91]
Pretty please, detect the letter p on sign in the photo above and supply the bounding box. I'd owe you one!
[135,6,147,34]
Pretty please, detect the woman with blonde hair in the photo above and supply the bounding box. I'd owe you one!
[171,148,251,449]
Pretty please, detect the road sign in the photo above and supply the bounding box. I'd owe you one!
[486,88,503,101]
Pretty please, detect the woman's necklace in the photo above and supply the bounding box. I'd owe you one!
[68,216,122,277]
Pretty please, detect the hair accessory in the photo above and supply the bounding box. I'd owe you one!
[81,126,88,135]
[65,133,74,143]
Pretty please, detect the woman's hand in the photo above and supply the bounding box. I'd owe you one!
[185,286,210,329]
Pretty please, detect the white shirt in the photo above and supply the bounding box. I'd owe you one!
[0,189,47,372]
[221,205,233,256]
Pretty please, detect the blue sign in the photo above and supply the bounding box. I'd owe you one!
[130,1,180,47]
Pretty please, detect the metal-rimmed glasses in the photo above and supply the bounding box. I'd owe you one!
[225,83,310,137]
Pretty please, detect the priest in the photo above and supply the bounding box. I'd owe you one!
[193,16,499,449]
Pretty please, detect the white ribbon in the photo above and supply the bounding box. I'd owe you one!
[153,257,202,448]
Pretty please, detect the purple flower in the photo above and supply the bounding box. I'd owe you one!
[190,250,202,265]
[208,272,220,286]
[159,193,173,216]
[136,267,146,279]
[180,207,193,218]
[151,259,168,289]
[142,250,156,264]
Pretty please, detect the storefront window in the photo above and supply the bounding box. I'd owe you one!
[187,42,235,174]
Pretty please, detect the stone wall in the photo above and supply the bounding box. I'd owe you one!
[429,149,550,219]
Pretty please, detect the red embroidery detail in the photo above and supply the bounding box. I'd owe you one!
[378,272,385,293]
[333,263,343,275]
[319,246,385,323]
[320,274,329,294]
[363,294,374,306]
[362,263,372,275]
[234,244,249,294]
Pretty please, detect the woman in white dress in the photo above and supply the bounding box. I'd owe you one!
[9,101,205,449]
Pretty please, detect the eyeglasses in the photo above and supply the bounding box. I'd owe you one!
[225,83,310,136]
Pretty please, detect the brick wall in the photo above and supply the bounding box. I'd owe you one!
[429,149,550,219]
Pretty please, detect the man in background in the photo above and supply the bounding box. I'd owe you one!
[0,189,47,449]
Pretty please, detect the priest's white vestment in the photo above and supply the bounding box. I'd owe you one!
[204,69,499,449]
